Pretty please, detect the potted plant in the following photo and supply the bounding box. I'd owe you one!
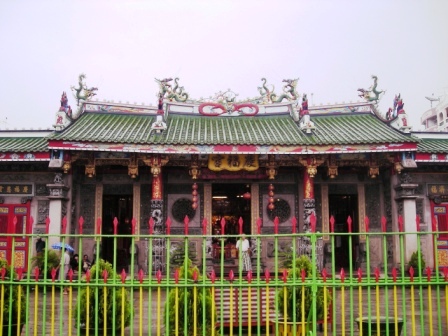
[76,259,132,334]
[0,258,26,335]
[276,254,331,335]
[164,259,215,335]
[31,248,60,278]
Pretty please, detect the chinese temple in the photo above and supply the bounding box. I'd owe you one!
[1,74,448,273]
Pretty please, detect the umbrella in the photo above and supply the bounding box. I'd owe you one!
[51,242,74,253]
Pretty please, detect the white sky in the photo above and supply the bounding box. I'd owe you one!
[0,0,447,131]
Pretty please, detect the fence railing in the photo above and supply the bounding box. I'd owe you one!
[0,216,447,335]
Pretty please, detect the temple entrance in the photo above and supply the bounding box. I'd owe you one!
[211,183,251,271]
[212,183,251,237]
[102,194,133,272]
[329,194,359,269]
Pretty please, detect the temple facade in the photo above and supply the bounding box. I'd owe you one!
[1,75,448,274]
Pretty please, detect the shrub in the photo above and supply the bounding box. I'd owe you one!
[76,259,132,331]
[277,255,331,322]
[31,249,60,277]
[164,259,215,335]
[408,251,426,274]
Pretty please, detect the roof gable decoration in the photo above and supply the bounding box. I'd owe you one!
[299,94,315,134]
[358,76,412,133]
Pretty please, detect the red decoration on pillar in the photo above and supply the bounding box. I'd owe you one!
[210,269,216,283]
[96,218,102,235]
[398,215,404,232]
[12,216,17,233]
[61,216,67,234]
[166,217,171,235]
[78,217,84,234]
[45,217,50,234]
[113,217,118,235]
[330,215,335,233]
[156,269,162,284]
[392,268,397,282]
[291,217,297,234]
[202,218,207,235]
[274,216,279,234]
[149,217,154,234]
[310,213,316,233]
[138,269,144,284]
[238,217,243,234]
[184,215,189,235]
[264,269,270,283]
[246,270,252,283]
[174,269,179,284]
[256,218,262,234]
[347,216,352,233]
[220,217,226,235]
[120,269,127,284]
[131,218,136,235]
[426,267,432,281]
[381,216,387,233]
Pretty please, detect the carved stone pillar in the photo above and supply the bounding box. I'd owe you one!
[394,173,419,262]
[145,155,168,274]
[46,173,69,247]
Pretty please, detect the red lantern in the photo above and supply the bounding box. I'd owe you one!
[243,191,251,200]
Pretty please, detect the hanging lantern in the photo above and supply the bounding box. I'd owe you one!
[268,184,275,210]
[192,183,198,209]
[243,191,251,200]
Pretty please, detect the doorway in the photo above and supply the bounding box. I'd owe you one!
[102,195,133,272]
[329,194,358,269]
[212,183,251,241]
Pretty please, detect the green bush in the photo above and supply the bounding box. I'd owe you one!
[277,255,331,322]
[408,251,426,274]
[31,249,60,277]
[76,259,132,331]
[164,259,215,335]
[0,258,26,326]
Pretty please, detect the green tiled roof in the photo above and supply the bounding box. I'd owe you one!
[51,111,418,146]
[417,138,448,153]
[0,137,48,152]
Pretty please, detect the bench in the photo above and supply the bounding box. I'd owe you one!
[214,287,276,329]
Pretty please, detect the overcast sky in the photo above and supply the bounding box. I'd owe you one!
[0,0,447,131]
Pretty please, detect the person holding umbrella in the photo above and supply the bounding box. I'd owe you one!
[52,242,74,294]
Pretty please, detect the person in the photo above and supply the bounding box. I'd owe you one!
[70,254,79,273]
[82,254,91,273]
[235,234,252,272]
[59,249,71,294]
[36,236,45,253]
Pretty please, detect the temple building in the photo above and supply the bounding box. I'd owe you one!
[1,75,447,274]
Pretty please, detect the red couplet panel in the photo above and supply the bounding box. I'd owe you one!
[431,202,448,270]
[0,204,30,270]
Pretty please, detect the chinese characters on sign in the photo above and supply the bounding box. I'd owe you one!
[428,184,448,196]
[0,184,34,196]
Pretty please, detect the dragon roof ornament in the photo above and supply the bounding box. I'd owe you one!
[71,74,98,116]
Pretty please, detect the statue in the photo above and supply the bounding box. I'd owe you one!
[155,77,189,102]
[259,78,300,103]
[71,74,98,106]
[357,75,384,103]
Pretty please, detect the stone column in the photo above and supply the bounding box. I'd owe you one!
[46,173,69,247]
[394,175,419,262]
